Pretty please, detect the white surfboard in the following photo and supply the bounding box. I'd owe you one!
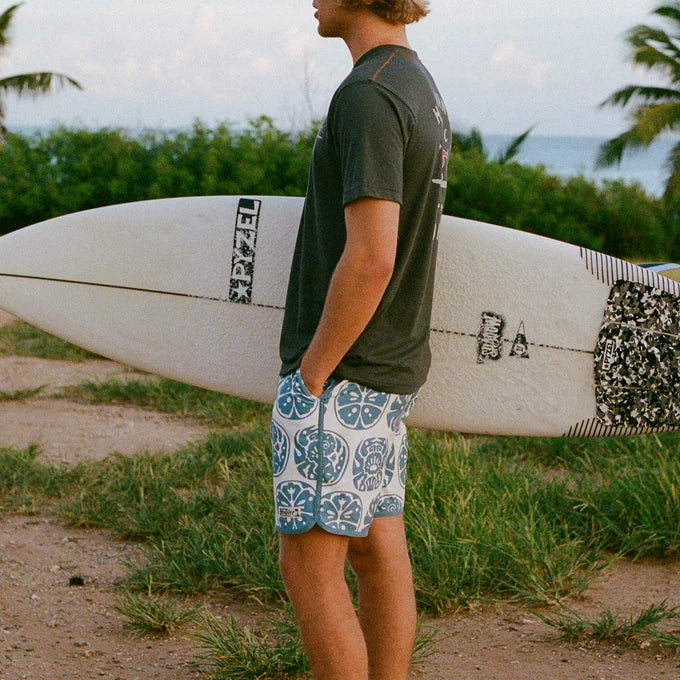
[0,195,679,437]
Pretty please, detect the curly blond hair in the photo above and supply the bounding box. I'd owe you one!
[337,0,430,24]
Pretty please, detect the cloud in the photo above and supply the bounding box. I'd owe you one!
[284,26,316,60]
[192,4,221,47]
[490,41,551,90]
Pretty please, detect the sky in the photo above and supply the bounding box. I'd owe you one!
[0,0,670,137]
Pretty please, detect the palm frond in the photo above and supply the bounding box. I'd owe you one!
[633,101,680,136]
[495,125,535,165]
[653,3,680,27]
[0,72,82,98]
[598,3,680,200]
[631,43,680,81]
[626,24,680,64]
[596,129,648,168]
[628,25,680,51]
[601,84,680,108]
[597,101,680,169]
[0,4,23,49]
[662,139,680,199]
[635,46,680,80]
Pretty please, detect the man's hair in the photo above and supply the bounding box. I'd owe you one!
[337,0,430,25]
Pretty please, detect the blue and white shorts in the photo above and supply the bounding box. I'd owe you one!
[271,368,417,537]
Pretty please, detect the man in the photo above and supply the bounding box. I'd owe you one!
[270,1,450,678]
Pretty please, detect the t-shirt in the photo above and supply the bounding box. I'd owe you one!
[279,44,451,394]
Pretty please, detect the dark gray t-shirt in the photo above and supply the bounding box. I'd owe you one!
[279,44,451,394]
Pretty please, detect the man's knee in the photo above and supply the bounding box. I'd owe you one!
[347,515,410,578]
[279,526,349,589]
[346,538,377,578]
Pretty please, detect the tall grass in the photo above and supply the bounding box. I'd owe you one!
[195,610,309,680]
[0,444,82,513]
[3,414,680,614]
[4,383,680,675]
[0,321,98,360]
[539,601,680,647]
[406,432,603,613]
[3,326,680,671]
[61,429,283,598]
[573,438,680,557]
[71,376,270,428]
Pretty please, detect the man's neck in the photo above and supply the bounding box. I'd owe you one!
[341,9,410,63]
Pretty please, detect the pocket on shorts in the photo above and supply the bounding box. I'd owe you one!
[274,368,319,422]
[294,368,318,402]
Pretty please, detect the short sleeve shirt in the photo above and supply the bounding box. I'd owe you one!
[279,45,451,394]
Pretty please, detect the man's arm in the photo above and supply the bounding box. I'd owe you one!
[299,196,400,396]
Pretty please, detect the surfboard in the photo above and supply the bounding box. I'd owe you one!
[0,195,679,438]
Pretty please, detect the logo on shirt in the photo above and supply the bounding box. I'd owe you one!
[431,96,450,241]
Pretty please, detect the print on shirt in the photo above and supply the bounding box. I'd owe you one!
[432,93,450,241]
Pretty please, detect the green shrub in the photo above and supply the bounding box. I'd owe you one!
[1,122,675,259]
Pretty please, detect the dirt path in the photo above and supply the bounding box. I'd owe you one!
[1,311,679,680]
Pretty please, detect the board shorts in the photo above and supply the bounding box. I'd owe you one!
[271,368,418,537]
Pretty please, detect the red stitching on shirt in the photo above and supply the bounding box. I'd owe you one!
[371,48,420,82]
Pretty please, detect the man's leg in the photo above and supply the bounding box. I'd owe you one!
[279,525,369,680]
[347,514,417,680]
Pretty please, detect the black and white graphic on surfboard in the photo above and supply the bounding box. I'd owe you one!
[229,198,262,304]
[510,322,530,359]
[477,312,505,363]
[594,280,680,429]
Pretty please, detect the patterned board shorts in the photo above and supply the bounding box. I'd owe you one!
[270,368,418,537]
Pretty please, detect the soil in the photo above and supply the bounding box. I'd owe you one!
[1,309,680,680]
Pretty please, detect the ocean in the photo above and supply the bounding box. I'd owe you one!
[483,134,675,198]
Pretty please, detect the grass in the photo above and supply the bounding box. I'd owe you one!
[194,607,440,679]
[538,601,680,647]
[3,323,680,674]
[8,426,678,616]
[195,610,309,680]
[68,375,270,428]
[0,321,99,360]
[405,432,606,613]
[0,444,84,513]
[114,588,203,636]
[3,421,680,612]
[0,385,44,401]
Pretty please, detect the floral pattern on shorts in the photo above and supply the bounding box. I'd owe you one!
[271,369,417,536]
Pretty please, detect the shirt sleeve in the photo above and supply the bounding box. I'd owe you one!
[328,81,414,207]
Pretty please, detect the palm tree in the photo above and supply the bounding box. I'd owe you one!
[451,125,534,165]
[597,2,680,200]
[0,3,82,139]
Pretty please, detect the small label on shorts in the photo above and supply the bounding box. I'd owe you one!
[278,507,302,520]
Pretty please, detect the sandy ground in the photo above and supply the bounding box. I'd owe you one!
[1,309,680,680]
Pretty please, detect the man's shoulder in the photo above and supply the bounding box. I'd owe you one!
[337,45,436,110]
[343,46,425,86]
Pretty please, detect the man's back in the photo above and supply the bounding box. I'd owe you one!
[280,44,450,393]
